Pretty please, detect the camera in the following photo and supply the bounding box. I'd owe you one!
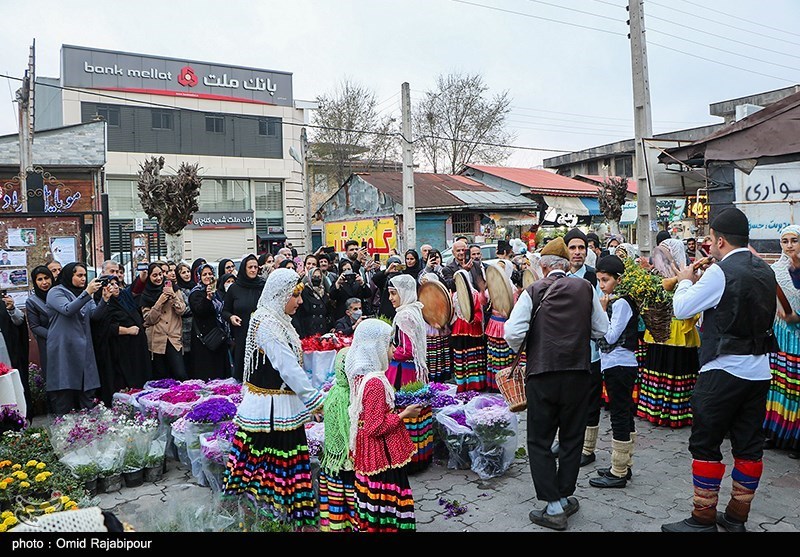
[343,271,356,282]
[136,262,149,272]
[98,276,112,287]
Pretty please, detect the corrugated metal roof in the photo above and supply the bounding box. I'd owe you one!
[464,164,600,197]
[359,172,532,209]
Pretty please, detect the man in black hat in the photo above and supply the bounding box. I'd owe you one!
[586,232,602,265]
[661,207,777,533]
[496,239,513,261]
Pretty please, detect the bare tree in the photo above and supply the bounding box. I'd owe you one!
[137,156,202,262]
[413,72,514,174]
[311,78,399,188]
[597,176,629,235]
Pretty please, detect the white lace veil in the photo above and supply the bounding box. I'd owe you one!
[388,274,429,383]
[243,268,302,383]
[346,318,395,452]
[662,238,687,269]
[774,225,800,313]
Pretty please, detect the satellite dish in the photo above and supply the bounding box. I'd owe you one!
[289,145,302,165]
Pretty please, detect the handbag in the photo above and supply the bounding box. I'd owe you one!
[192,319,227,351]
[497,279,560,412]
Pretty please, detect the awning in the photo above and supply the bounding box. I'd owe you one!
[541,195,589,216]
[579,197,601,216]
[508,217,539,226]
[620,201,638,225]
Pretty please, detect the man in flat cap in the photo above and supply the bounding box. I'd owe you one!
[662,207,777,533]
[505,236,608,531]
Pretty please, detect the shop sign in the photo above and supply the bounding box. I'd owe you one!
[186,212,254,229]
[542,206,579,227]
[734,161,800,240]
[63,45,293,107]
[324,217,397,255]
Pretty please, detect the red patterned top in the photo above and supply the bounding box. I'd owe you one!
[352,376,416,475]
[452,290,485,336]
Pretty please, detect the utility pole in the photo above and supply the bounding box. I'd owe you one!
[16,40,35,212]
[401,82,416,251]
[300,127,311,252]
[628,0,656,256]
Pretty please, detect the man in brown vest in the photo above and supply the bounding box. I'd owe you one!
[505,236,609,531]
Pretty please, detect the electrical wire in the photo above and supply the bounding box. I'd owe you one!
[677,0,800,39]
[525,0,620,23]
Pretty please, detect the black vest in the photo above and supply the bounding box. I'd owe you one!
[597,295,639,354]
[698,250,777,367]
[247,349,290,390]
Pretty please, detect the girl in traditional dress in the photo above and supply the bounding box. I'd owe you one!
[419,273,451,382]
[763,225,800,458]
[349,318,422,532]
[636,238,700,428]
[386,273,432,472]
[451,269,487,393]
[485,260,515,392]
[223,268,326,530]
[318,347,357,531]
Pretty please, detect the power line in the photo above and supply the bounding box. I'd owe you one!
[511,105,710,125]
[647,41,797,84]
[452,0,625,36]
[525,0,621,23]
[677,0,800,39]
[648,0,800,48]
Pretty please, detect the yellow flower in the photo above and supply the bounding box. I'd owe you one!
[34,472,49,483]
[3,515,17,526]
[11,464,21,470]
[0,511,11,519]
[0,524,7,533]
[0,460,11,468]
[44,506,55,514]
[19,481,30,488]
[25,460,38,468]
[59,495,70,504]
[36,463,46,470]
[64,501,77,510]
[13,472,28,480]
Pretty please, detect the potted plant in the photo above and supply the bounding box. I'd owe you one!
[143,454,165,483]
[72,463,100,496]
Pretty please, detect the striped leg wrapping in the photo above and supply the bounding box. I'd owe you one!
[725,458,763,523]
[691,459,725,524]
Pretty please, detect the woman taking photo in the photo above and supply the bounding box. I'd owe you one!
[140,262,188,381]
[330,259,371,321]
[291,267,332,339]
[26,266,54,378]
[174,261,196,374]
[189,263,231,379]
[222,254,265,381]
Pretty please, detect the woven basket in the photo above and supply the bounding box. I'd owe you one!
[641,300,673,344]
[496,364,527,412]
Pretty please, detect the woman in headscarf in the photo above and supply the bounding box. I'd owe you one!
[174,261,196,374]
[603,234,624,257]
[214,273,237,305]
[258,252,274,280]
[291,267,332,339]
[318,347,356,532]
[403,249,423,281]
[217,258,237,279]
[419,273,452,382]
[330,259,371,321]
[348,318,421,532]
[45,263,103,415]
[418,248,445,286]
[222,268,326,531]
[190,257,207,285]
[386,273,432,472]
[222,254,265,381]
[278,258,296,271]
[140,261,188,381]
[450,269,487,393]
[91,274,151,406]
[763,225,800,458]
[636,236,700,429]
[188,263,231,380]
[26,266,53,379]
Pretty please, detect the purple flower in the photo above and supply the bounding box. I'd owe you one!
[146,378,180,389]
[455,391,480,404]
[213,421,238,443]
[0,405,27,432]
[185,397,237,424]
[431,393,459,409]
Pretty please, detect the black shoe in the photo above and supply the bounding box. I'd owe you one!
[788,451,800,459]
[589,472,627,488]
[661,517,718,533]
[580,453,596,467]
[716,511,746,532]
[562,496,579,517]
[596,466,632,480]
[529,508,568,531]
[763,438,775,450]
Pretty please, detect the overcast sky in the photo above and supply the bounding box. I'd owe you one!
[1,0,798,168]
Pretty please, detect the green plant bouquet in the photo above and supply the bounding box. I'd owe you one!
[614,258,674,343]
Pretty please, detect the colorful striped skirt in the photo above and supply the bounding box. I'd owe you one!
[486,335,513,392]
[223,426,318,528]
[427,334,452,383]
[400,404,434,474]
[318,469,357,532]
[354,466,416,532]
[451,333,487,393]
[763,350,800,451]
[636,343,699,428]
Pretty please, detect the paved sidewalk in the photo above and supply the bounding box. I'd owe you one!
[98,408,800,533]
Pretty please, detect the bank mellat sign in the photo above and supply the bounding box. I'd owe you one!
[61,45,293,107]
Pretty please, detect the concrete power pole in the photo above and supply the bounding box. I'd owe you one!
[16,40,35,211]
[628,0,656,256]
[401,82,416,251]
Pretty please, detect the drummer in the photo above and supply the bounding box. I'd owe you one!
[419,273,452,383]
[485,261,515,392]
[451,269,488,393]
[563,228,605,469]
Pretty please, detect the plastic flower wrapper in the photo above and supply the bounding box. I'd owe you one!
[136,489,238,532]
[184,398,236,485]
[464,394,518,480]
[120,415,158,472]
[48,405,114,456]
[433,404,478,470]
[304,421,324,459]
[95,426,126,477]
[198,427,233,494]
[171,417,190,466]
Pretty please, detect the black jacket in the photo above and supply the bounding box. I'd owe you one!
[291,288,332,339]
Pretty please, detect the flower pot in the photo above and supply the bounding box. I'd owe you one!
[144,465,163,483]
[123,469,145,488]
[98,473,123,493]
[83,478,98,497]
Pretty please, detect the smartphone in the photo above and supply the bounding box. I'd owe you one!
[361,239,367,248]
[373,253,380,262]
[136,262,149,272]
[164,280,172,289]
[323,246,335,254]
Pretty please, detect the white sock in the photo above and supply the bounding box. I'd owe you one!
[546,501,564,515]
[560,497,568,507]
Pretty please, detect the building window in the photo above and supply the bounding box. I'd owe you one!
[254,181,284,237]
[198,179,251,211]
[258,118,278,136]
[151,110,174,130]
[97,105,120,127]
[616,156,633,177]
[205,115,225,134]
[106,179,147,219]
[452,213,475,235]
[587,160,598,175]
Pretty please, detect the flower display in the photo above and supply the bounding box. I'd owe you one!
[213,421,238,444]
[394,381,433,407]
[185,398,237,424]
[615,257,673,310]
[27,363,46,413]
[0,405,27,433]
[0,363,13,377]
[300,332,353,352]
[145,378,180,390]
[455,390,480,404]
[159,389,201,405]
